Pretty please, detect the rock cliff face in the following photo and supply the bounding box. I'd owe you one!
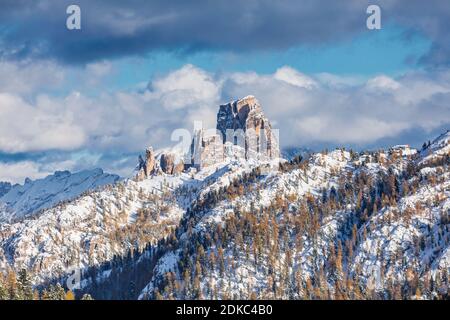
[136,96,280,179]
[160,153,184,175]
[136,147,156,180]
[216,96,279,160]
[136,148,185,180]
[190,129,224,170]
[144,148,156,176]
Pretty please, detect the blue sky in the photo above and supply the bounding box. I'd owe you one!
[103,25,431,92]
[0,0,449,183]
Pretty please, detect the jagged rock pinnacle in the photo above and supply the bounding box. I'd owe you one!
[216,96,279,159]
[137,96,280,178]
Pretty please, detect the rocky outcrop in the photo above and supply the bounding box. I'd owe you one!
[144,148,156,176]
[160,153,174,174]
[137,95,280,178]
[174,161,184,174]
[160,153,184,174]
[190,129,224,170]
[216,95,279,160]
[136,148,184,179]
[136,147,156,180]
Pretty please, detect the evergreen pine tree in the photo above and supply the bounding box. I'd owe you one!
[17,269,33,300]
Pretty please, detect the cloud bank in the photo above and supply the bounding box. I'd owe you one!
[2,63,450,151]
[1,62,449,183]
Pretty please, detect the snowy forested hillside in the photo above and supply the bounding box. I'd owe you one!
[0,95,448,301]
[139,142,449,300]
[0,136,448,300]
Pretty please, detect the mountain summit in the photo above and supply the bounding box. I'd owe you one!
[216,95,280,159]
[136,96,280,179]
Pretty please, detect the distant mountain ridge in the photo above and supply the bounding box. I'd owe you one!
[0,168,120,222]
[281,146,312,161]
[0,182,11,198]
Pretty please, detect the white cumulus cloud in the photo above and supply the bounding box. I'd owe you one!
[274,66,318,89]
[0,93,86,153]
[1,63,450,182]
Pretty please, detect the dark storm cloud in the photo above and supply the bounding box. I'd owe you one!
[0,0,369,64]
[381,0,450,68]
[0,0,449,66]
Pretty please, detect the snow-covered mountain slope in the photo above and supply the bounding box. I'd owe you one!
[420,130,450,164]
[139,149,352,299]
[139,140,449,300]
[0,134,450,299]
[0,149,275,288]
[0,95,447,300]
[0,182,11,198]
[352,173,450,291]
[0,169,120,222]
[0,129,449,300]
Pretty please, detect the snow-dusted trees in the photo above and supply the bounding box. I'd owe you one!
[0,269,80,300]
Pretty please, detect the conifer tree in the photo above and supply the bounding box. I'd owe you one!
[65,290,76,300]
[17,269,33,300]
